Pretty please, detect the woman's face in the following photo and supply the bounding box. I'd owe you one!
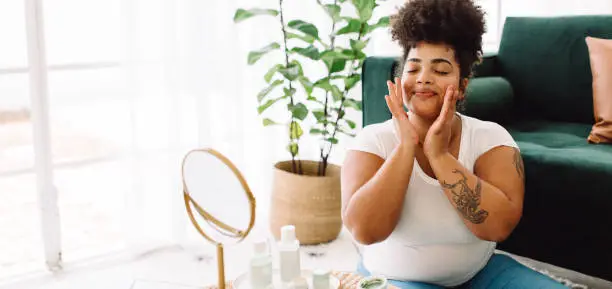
[401,42,463,121]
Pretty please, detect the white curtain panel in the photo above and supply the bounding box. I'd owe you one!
[114,0,503,254]
[120,0,410,251]
[0,0,501,279]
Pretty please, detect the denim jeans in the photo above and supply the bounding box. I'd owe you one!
[356,254,568,289]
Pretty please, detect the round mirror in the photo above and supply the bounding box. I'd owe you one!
[181,148,256,289]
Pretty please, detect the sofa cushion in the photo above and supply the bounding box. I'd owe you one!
[508,121,612,167]
[498,16,612,123]
[362,57,395,126]
[501,121,612,278]
[585,36,612,144]
[463,77,514,123]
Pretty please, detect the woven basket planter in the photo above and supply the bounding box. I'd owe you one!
[269,160,342,245]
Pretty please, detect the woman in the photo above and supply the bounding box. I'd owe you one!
[341,0,567,288]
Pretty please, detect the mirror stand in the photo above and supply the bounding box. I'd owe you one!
[217,243,226,289]
[181,148,255,289]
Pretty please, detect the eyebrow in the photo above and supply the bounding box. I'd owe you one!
[406,58,452,66]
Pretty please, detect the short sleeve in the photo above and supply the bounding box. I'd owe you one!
[474,122,519,160]
[346,123,390,159]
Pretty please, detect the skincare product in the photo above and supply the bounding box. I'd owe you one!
[312,269,330,289]
[250,240,272,289]
[278,225,301,283]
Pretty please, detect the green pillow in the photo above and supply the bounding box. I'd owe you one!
[462,77,514,123]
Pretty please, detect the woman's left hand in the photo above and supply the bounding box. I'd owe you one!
[423,85,460,161]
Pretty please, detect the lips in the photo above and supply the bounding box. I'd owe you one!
[414,91,437,98]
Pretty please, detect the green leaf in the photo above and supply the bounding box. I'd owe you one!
[323,4,341,21]
[291,46,320,60]
[339,129,356,137]
[287,32,315,44]
[354,50,366,60]
[320,50,350,73]
[264,64,284,83]
[343,98,362,111]
[344,74,361,90]
[331,85,343,102]
[287,143,299,156]
[327,59,346,73]
[262,118,279,126]
[248,43,280,65]
[341,49,355,59]
[289,103,309,120]
[351,0,375,22]
[279,64,301,81]
[289,60,304,74]
[336,108,346,119]
[341,49,365,60]
[310,128,325,135]
[289,121,304,139]
[314,77,332,91]
[257,79,284,102]
[288,20,319,39]
[345,119,356,129]
[233,8,279,23]
[320,50,353,60]
[298,76,314,95]
[286,87,297,96]
[257,97,283,114]
[336,19,362,35]
[326,137,339,144]
[313,110,327,122]
[367,16,390,33]
[350,39,368,51]
[307,95,324,105]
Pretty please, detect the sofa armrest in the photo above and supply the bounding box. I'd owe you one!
[463,76,514,123]
[472,52,499,78]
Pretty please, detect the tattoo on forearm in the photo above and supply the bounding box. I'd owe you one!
[513,148,525,179]
[441,169,489,224]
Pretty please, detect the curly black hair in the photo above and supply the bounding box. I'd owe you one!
[391,0,486,88]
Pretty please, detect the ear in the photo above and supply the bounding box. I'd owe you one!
[460,78,469,92]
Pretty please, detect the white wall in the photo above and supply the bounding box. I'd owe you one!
[502,0,612,17]
[499,0,612,35]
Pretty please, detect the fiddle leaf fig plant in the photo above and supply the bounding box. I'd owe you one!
[234,0,389,176]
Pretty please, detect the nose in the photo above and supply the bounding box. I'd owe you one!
[416,70,433,85]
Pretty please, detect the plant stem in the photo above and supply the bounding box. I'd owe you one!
[318,0,338,176]
[279,0,301,174]
[323,22,366,175]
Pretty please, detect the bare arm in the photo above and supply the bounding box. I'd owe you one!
[341,144,415,245]
[342,78,419,245]
[429,146,525,242]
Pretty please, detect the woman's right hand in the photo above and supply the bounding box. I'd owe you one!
[385,77,419,147]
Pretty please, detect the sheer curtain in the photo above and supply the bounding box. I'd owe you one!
[118,0,415,255]
[125,0,502,249]
[0,0,501,281]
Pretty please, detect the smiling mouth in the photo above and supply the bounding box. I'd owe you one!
[414,91,437,98]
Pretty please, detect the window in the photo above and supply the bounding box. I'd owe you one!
[0,1,46,279]
[478,0,502,52]
[1,0,145,278]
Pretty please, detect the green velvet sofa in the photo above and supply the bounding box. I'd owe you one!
[360,16,612,281]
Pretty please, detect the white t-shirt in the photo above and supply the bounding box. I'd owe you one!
[346,113,519,287]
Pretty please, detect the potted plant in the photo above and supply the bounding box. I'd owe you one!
[234,0,389,244]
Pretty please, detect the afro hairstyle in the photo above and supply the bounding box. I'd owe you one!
[390,0,486,87]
